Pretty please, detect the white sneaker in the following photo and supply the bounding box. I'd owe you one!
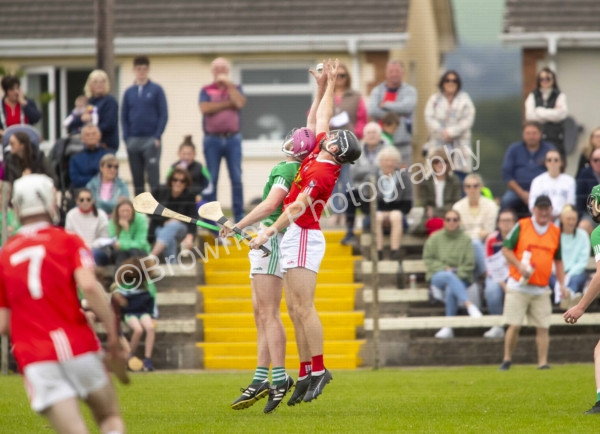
[467,304,482,318]
[483,326,505,339]
[434,327,454,339]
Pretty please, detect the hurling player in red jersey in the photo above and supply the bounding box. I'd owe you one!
[251,59,361,404]
[0,174,126,434]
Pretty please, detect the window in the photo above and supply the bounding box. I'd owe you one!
[238,63,315,157]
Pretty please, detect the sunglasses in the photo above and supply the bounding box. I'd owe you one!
[172,178,186,184]
[546,158,560,162]
[78,197,92,203]
[105,164,119,169]
[445,217,459,222]
[464,184,480,189]
[539,76,553,82]
[444,78,458,83]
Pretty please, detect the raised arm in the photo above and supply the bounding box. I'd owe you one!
[315,58,339,134]
[307,63,328,132]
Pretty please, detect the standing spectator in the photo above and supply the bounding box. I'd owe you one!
[342,121,386,245]
[453,173,499,278]
[423,209,482,339]
[528,149,575,222]
[65,188,110,266]
[415,149,462,235]
[3,131,55,184]
[482,209,517,339]
[148,167,196,263]
[167,135,212,205]
[564,184,600,414]
[199,57,246,223]
[500,121,555,217]
[121,56,168,196]
[368,59,417,164]
[424,70,476,181]
[68,124,107,188]
[84,69,119,152]
[86,154,130,215]
[373,146,412,261]
[0,174,126,434]
[576,127,600,178]
[499,195,566,370]
[109,198,150,267]
[525,67,568,158]
[576,148,600,234]
[330,63,367,219]
[550,205,589,306]
[0,75,41,132]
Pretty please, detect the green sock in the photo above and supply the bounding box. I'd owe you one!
[596,390,600,403]
[252,366,269,384]
[271,366,286,386]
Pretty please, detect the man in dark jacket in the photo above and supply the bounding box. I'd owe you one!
[69,124,108,188]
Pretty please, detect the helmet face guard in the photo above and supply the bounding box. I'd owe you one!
[587,194,600,223]
[323,129,361,164]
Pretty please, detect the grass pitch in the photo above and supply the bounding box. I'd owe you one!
[1,365,599,433]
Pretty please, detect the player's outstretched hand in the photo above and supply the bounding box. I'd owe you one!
[309,59,328,89]
[564,304,585,324]
[219,226,233,238]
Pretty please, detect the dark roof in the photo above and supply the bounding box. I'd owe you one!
[0,0,409,39]
[504,0,600,33]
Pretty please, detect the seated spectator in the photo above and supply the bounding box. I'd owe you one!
[373,146,412,260]
[550,205,589,308]
[149,168,196,263]
[576,127,600,178]
[482,209,517,339]
[63,95,98,135]
[84,69,119,152]
[381,112,399,148]
[167,135,212,205]
[528,149,575,223]
[341,121,386,245]
[69,124,107,188]
[86,154,130,215]
[64,188,110,265]
[415,149,462,235]
[576,148,600,234]
[109,198,150,267]
[113,257,157,372]
[3,131,55,184]
[423,209,482,339]
[524,67,568,158]
[0,75,41,132]
[424,70,476,181]
[501,121,555,217]
[453,173,499,278]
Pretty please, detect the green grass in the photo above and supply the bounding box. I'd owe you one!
[1,365,599,433]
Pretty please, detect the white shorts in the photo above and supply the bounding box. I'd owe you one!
[249,230,283,279]
[23,351,109,413]
[279,223,326,273]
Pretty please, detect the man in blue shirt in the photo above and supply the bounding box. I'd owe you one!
[121,56,168,196]
[501,121,555,217]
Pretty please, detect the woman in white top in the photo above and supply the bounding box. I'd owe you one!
[424,70,476,180]
[528,149,575,221]
[65,187,110,264]
[524,67,568,157]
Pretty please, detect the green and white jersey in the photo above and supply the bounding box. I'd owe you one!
[261,161,300,228]
[592,225,600,262]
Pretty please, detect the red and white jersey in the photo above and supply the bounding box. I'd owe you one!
[284,132,341,229]
[0,222,99,370]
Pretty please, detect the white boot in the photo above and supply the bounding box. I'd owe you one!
[434,327,454,339]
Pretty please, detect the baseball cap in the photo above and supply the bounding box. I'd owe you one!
[534,195,552,208]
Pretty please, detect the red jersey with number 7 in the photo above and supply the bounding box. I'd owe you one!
[283,132,341,229]
[0,222,100,370]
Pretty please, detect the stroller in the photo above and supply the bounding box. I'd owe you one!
[49,133,85,226]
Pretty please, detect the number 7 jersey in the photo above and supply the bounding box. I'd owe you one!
[0,222,100,370]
